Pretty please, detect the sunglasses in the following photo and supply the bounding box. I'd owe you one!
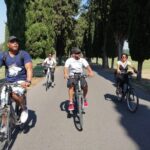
[74,53,81,54]
[9,40,19,43]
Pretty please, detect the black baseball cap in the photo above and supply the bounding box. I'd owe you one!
[71,47,81,54]
[8,36,19,42]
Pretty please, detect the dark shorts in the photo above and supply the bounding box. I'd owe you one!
[67,77,87,88]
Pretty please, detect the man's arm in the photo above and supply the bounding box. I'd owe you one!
[64,67,69,79]
[25,62,33,84]
[86,65,94,77]
[128,62,137,73]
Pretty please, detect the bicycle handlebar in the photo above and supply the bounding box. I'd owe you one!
[69,73,88,79]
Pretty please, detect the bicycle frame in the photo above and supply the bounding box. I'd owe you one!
[0,83,26,145]
[72,73,86,130]
[45,67,52,91]
[116,72,139,112]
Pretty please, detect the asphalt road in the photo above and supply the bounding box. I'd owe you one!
[10,66,150,150]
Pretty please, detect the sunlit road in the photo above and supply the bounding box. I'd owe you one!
[11,66,150,150]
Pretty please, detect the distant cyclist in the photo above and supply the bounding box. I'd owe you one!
[64,47,94,111]
[0,36,32,132]
[42,53,57,87]
[115,53,137,94]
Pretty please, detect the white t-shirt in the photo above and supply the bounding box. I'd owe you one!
[65,57,89,76]
[117,60,131,69]
[44,57,56,68]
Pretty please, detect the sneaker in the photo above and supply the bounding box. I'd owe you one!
[0,126,7,134]
[20,108,28,123]
[68,103,74,111]
[84,101,88,107]
[51,82,55,87]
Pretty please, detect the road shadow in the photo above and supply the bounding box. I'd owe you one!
[92,64,150,102]
[60,100,83,131]
[7,109,37,150]
[104,93,150,150]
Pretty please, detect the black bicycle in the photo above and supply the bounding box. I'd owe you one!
[116,71,139,113]
[70,73,87,130]
[0,82,26,149]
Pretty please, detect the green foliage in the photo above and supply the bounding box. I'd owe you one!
[25,0,54,58]
[53,0,80,57]
[128,0,150,61]
[5,0,26,48]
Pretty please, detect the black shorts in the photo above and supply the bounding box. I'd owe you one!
[67,77,87,88]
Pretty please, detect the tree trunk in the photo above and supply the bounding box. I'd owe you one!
[102,31,109,68]
[118,40,123,60]
[137,60,143,80]
[96,57,98,64]
[111,57,114,69]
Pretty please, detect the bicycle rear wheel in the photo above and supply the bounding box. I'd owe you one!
[77,95,84,130]
[126,88,139,112]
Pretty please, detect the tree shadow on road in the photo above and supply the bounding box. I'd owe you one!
[92,64,150,102]
[8,109,37,150]
[60,100,83,131]
[104,93,150,150]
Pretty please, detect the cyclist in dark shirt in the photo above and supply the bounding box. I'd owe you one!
[0,36,33,133]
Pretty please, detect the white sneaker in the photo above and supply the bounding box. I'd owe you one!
[0,126,7,133]
[20,109,28,123]
[51,82,55,87]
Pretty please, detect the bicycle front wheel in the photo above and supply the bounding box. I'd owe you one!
[126,89,139,113]
[46,74,49,91]
[77,95,84,130]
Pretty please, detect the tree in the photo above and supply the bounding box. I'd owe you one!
[53,0,80,63]
[110,0,129,60]
[25,0,54,58]
[128,0,150,80]
[5,0,26,49]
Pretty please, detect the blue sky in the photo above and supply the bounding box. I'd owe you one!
[0,0,87,44]
[0,0,7,43]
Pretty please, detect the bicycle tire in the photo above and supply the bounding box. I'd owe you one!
[77,95,83,130]
[46,74,49,91]
[6,107,12,147]
[126,88,139,113]
[0,107,12,149]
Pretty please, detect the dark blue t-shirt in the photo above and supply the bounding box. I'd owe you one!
[0,50,32,82]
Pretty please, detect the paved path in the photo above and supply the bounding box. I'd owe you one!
[10,66,150,150]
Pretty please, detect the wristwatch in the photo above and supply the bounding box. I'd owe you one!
[26,80,32,84]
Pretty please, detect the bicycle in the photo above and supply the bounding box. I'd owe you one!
[0,82,26,149]
[70,73,87,130]
[45,66,52,91]
[116,71,139,113]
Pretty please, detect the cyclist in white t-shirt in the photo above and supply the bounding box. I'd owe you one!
[64,47,93,111]
[115,53,137,94]
[43,53,57,87]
